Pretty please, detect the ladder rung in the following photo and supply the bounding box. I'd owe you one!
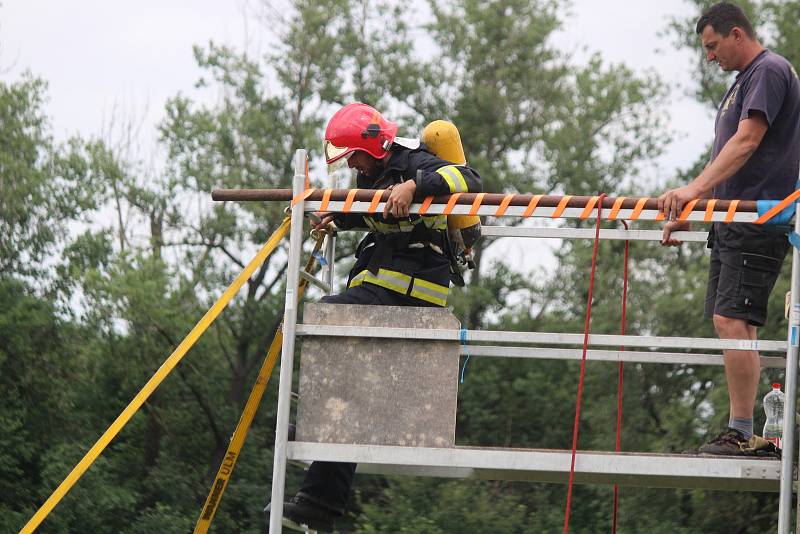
[461,345,786,368]
[295,324,788,353]
[299,270,331,293]
[480,226,709,242]
[301,201,761,223]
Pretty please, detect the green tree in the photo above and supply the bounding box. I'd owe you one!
[0,75,99,280]
[345,1,675,531]
[0,73,126,532]
[391,0,671,328]
[667,0,799,109]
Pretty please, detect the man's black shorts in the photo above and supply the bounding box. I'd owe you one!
[705,222,790,326]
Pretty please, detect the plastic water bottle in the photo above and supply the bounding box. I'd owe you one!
[763,383,785,449]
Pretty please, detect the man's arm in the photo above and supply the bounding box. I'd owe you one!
[384,151,482,218]
[313,170,376,231]
[311,211,369,232]
[658,112,769,221]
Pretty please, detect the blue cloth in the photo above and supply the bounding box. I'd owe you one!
[789,232,800,250]
[313,250,328,266]
[459,328,471,384]
[757,199,796,225]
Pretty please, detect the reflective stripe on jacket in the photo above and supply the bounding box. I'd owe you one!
[348,268,449,307]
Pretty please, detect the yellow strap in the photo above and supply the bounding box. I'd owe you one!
[194,328,283,533]
[194,231,325,533]
[20,218,292,534]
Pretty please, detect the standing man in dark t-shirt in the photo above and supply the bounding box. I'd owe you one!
[659,2,800,455]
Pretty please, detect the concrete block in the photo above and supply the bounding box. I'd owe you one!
[296,303,460,448]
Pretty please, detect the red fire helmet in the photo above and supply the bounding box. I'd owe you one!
[323,103,398,164]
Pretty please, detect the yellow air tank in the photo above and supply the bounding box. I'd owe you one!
[422,120,481,255]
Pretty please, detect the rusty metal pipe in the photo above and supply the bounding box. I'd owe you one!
[211,188,758,213]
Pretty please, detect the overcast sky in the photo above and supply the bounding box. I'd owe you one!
[1,0,717,186]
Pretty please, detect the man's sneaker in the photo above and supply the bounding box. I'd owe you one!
[697,428,750,456]
[264,495,337,532]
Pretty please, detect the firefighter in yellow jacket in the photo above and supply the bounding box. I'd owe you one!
[265,103,482,532]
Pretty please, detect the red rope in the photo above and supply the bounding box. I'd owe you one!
[612,220,630,533]
[563,193,607,534]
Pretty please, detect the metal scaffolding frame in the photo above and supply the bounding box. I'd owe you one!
[267,150,800,533]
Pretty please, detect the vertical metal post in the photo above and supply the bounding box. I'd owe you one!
[779,203,800,534]
[268,149,307,534]
[321,171,336,293]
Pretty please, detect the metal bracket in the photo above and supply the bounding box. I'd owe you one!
[299,270,331,294]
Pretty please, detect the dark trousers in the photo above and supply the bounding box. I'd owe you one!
[297,283,434,514]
